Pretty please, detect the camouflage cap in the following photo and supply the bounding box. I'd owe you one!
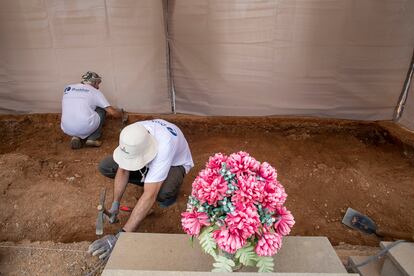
[81,71,102,84]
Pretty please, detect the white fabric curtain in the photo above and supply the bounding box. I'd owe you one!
[1,0,414,130]
[0,0,170,114]
[169,0,414,119]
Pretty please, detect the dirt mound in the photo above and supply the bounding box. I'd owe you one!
[0,114,413,247]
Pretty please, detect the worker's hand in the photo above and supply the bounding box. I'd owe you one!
[105,106,121,118]
[107,201,120,224]
[88,234,119,259]
[108,211,119,224]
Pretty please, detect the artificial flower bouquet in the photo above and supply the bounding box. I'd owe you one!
[181,151,295,272]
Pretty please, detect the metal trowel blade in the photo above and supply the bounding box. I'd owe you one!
[342,207,377,235]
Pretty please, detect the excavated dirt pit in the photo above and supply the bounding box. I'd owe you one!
[1,114,413,275]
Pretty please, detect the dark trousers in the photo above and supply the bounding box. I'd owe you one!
[98,156,185,207]
[88,107,106,141]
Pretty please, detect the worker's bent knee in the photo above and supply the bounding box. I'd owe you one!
[157,166,185,208]
[98,155,118,178]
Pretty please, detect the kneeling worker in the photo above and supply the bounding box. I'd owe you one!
[88,119,194,259]
[61,71,123,149]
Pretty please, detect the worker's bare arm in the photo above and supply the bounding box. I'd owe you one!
[105,106,123,118]
[122,181,162,232]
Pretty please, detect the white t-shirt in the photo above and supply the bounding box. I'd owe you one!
[139,119,194,183]
[61,83,110,139]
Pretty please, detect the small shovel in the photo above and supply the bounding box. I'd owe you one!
[342,207,414,241]
[121,108,128,126]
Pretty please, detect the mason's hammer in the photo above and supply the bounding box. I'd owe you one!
[96,188,111,236]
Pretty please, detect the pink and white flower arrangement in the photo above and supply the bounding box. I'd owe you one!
[181,151,295,272]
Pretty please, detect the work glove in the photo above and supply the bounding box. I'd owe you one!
[107,201,120,224]
[88,233,120,260]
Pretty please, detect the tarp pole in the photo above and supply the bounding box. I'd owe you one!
[394,49,414,122]
[163,0,176,114]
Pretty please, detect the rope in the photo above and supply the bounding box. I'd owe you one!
[84,256,109,276]
[84,260,106,276]
[346,240,406,271]
[0,244,87,253]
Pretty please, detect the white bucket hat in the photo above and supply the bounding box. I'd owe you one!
[113,123,158,171]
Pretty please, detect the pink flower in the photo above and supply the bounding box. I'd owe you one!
[192,169,228,206]
[225,203,261,239]
[227,151,260,174]
[212,228,245,254]
[261,181,287,212]
[255,232,282,256]
[274,207,295,236]
[181,210,210,236]
[206,153,228,170]
[233,174,265,204]
[184,151,290,258]
[259,162,277,183]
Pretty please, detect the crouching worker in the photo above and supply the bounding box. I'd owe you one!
[88,119,194,259]
[61,71,123,149]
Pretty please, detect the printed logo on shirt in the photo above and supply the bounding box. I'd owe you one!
[167,127,177,136]
[152,120,167,126]
[71,87,90,92]
[64,86,89,94]
[152,120,177,136]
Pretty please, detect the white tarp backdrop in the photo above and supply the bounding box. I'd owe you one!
[0,0,413,130]
[169,0,414,120]
[0,0,170,113]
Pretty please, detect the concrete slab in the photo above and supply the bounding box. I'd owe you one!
[348,255,383,276]
[270,236,348,273]
[103,272,355,276]
[103,233,349,274]
[381,258,404,276]
[380,241,414,275]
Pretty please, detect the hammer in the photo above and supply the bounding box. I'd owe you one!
[121,108,128,126]
[96,188,111,236]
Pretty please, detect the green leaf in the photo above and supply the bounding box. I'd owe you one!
[256,256,274,272]
[198,227,217,258]
[211,255,235,272]
[235,243,257,267]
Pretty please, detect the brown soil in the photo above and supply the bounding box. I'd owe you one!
[0,241,101,275]
[1,114,413,274]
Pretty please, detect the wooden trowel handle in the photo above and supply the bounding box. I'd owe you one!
[376,229,414,241]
